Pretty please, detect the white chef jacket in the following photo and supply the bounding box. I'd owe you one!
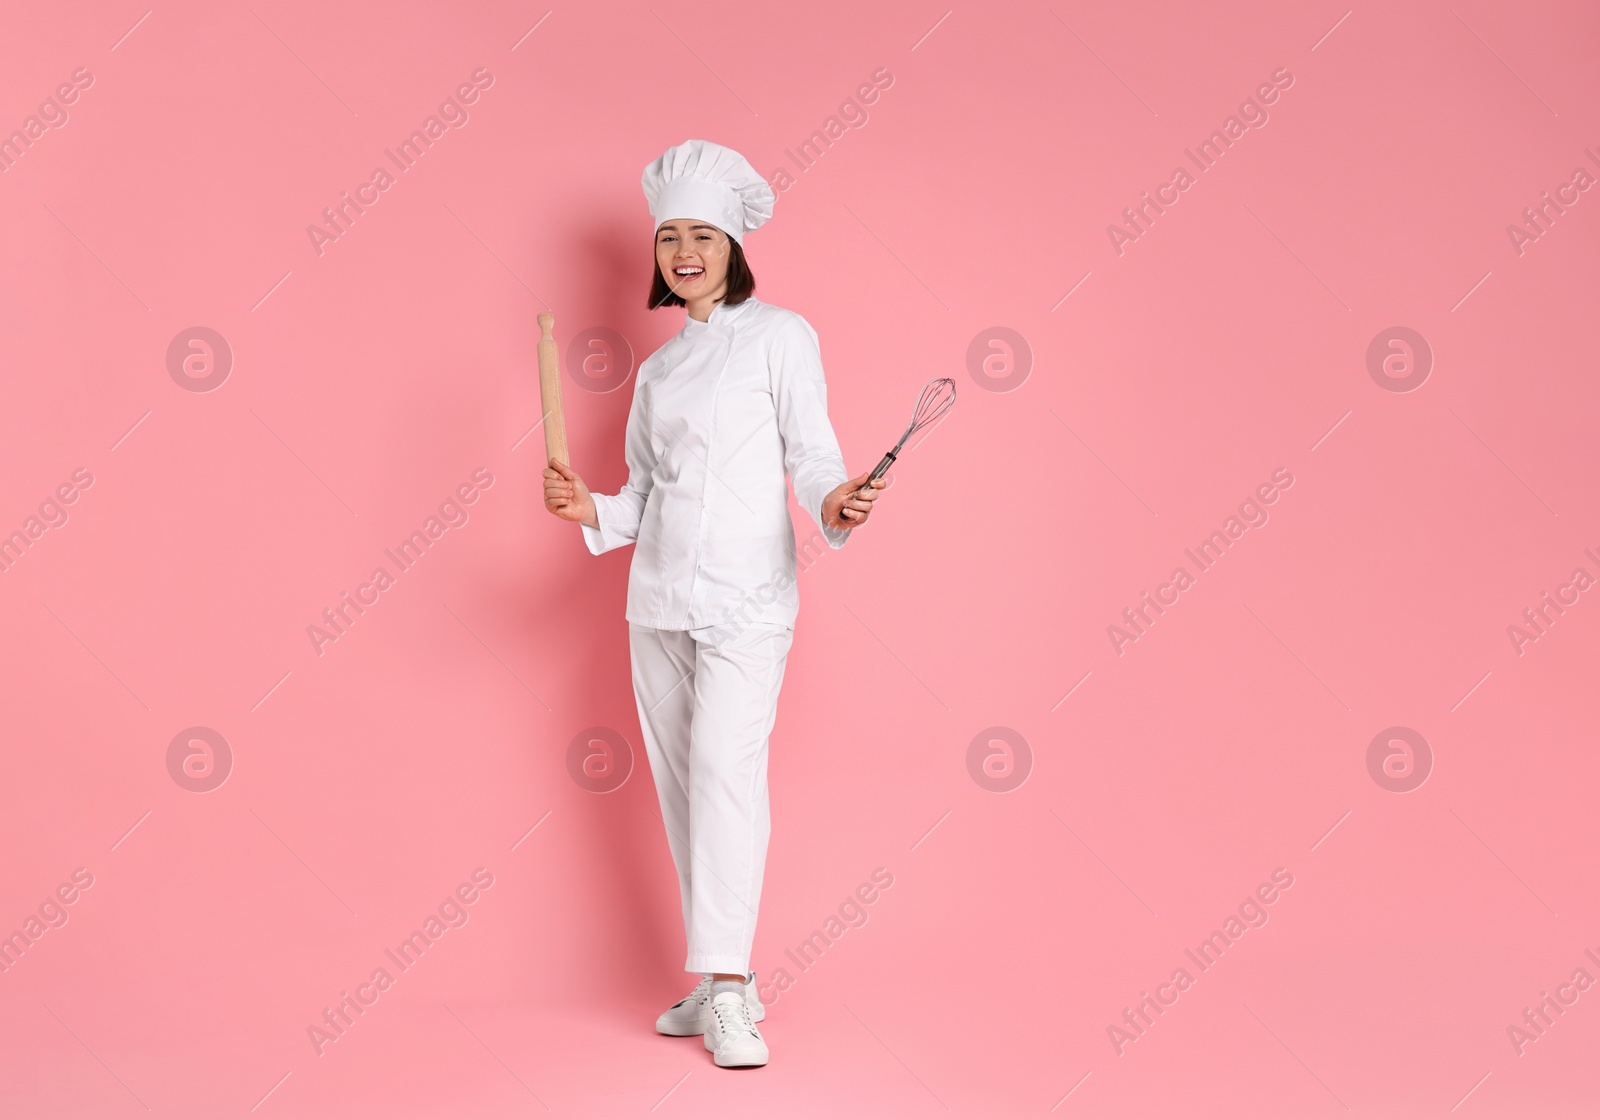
[581,296,852,629]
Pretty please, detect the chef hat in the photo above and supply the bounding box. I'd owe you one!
[641,139,775,246]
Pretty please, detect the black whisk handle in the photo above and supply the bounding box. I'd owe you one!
[841,450,896,528]
[866,450,897,483]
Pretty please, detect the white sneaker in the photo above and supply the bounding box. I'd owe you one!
[655,970,765,1036]
[704,990,769,1067]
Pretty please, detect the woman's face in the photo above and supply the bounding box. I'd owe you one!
[655,219,730,303]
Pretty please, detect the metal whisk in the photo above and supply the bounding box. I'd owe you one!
[849,377,956,507]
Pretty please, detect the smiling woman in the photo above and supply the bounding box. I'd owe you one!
[542,137,889,1071]
[648,219,755,310]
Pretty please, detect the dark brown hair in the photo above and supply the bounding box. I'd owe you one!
[648,235,756,310]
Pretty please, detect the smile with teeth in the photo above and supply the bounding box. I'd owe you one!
[674,266,705,282]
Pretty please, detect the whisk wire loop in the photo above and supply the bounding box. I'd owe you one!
[853,377,957,507]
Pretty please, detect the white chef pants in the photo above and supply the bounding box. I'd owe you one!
[628,620,795,976]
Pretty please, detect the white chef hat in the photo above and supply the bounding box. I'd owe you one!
[641,139,775,246]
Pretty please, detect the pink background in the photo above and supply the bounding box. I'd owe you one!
[3,1,1598,1116]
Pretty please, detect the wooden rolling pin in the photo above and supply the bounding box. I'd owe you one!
[537,311,569,467]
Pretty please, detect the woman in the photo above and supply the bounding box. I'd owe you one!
[542,139,885,1068]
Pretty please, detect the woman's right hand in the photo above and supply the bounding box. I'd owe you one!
[543,457,598,527]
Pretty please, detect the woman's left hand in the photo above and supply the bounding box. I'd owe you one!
[822,472,887,531]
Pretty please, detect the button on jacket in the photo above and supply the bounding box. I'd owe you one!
[581,297,852,629]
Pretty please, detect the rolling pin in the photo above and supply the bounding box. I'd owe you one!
[537,311,569,467]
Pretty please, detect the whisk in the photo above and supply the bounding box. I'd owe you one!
[844,377,956,517]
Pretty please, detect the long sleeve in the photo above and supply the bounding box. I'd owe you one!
[581,375,656,555]
[770,314,851,550]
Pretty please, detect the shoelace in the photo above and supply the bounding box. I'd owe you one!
[712,997,758,1037]
[672,977,712,1009]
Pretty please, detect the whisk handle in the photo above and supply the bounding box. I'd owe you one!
[841,450,896,528]
[866,450,897,483]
